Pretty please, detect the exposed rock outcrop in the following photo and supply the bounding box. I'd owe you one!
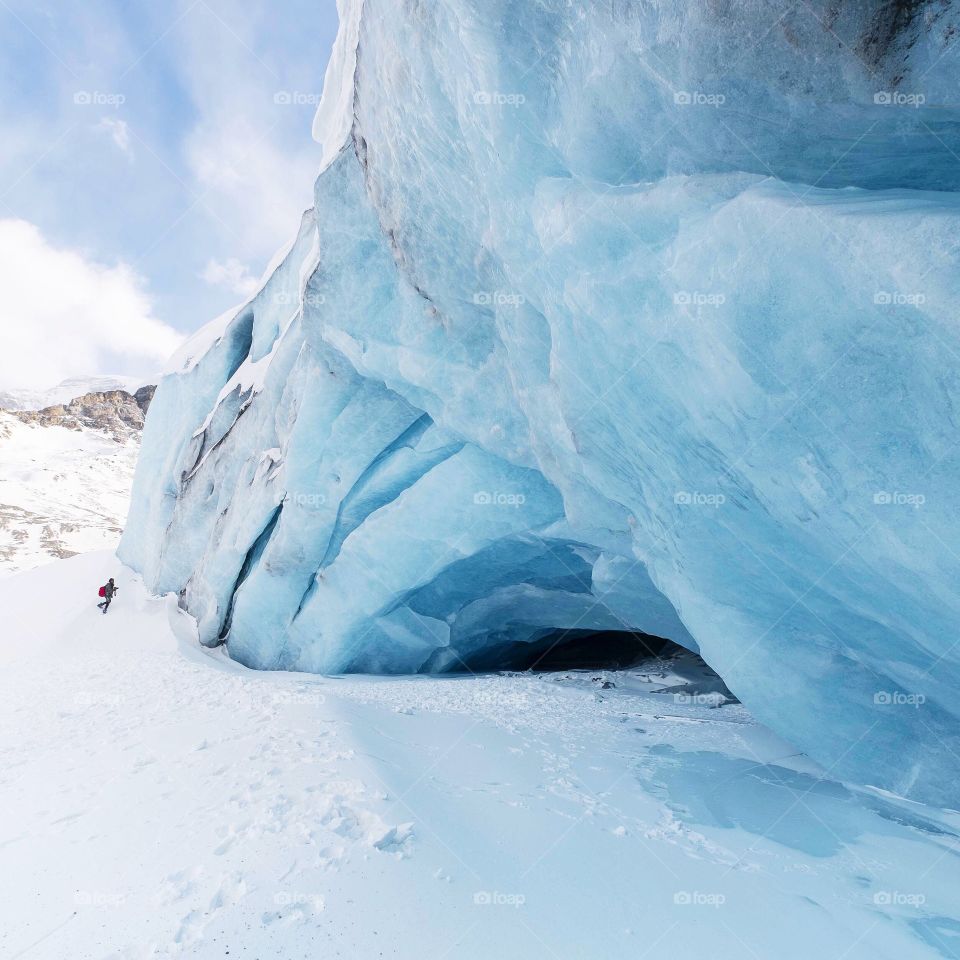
[10,387,156,441]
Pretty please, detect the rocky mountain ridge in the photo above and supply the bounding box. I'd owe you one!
[0,375,145,412]
[7,387,156,441]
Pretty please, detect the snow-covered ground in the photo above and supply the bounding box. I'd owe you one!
[0,413,138,577]
[2,552,958,959]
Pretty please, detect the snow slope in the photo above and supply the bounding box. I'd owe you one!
[0,412,139,577]
[2,553,959,959]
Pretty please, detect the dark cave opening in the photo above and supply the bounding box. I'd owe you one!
[431,627,740,706]
[453,629,690,674]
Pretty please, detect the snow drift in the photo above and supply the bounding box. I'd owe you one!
[121,0,960,805]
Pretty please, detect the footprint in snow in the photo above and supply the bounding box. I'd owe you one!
[209,872,247,909]
[213,823,251,855]
[157,867,203,905]
[372,821,414,855]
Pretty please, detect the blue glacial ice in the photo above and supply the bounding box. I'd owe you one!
[121,0,960,805]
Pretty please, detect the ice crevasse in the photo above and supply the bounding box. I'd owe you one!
[121,0,960,805]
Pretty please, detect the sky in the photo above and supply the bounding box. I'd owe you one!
[0,0,340,390]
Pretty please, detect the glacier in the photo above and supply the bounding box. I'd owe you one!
[121,0,960,806]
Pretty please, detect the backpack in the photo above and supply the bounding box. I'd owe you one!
[98,586,106,597]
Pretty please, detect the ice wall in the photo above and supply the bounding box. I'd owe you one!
[122,0,960,805]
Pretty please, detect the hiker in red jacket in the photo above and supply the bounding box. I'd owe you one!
[97,578,118,614]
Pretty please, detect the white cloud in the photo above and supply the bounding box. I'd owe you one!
[0,219,182,390]
[185,118,317,252]
[175,3,321,261]
[200,256,258,296]
[96,117,133,159]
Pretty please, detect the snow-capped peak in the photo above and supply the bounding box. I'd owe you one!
[0,375,148,413]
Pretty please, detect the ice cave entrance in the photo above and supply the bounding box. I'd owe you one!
[451,630,692,673]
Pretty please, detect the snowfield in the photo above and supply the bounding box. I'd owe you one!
[0,413,139,577]
[2,552,958,959]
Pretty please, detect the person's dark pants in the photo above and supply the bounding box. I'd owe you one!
[97,598,112,614]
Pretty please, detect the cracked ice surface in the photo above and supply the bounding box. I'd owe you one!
[121,0,960,805]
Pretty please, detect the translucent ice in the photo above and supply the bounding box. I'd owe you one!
[121,0,960,805]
